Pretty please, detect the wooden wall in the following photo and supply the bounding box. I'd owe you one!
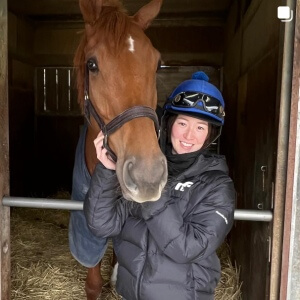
[32,21,225,67]
[8,13,35,196]
[0,1,10,298]
[222,0,281,298]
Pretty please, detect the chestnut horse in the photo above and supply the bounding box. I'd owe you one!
[72,0,167,299]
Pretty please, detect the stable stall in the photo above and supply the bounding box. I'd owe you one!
[1,0,300,299]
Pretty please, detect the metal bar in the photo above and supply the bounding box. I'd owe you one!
[2,196,273,222]
[2,197,83,211]
[233,209,273,222]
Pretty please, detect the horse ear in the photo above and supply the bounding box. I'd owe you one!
[79,0,103,24]
[133,0,163,30]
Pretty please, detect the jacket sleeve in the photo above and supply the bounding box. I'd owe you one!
[144,174,235,264]
[83,162,128,238]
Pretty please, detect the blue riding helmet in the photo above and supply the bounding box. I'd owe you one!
[163,71,225,126]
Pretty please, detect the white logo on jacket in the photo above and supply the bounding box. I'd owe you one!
[175,181,194,191]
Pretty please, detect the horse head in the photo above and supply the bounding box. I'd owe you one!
[75,0,167,203]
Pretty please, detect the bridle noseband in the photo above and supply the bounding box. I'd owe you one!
[84,64,160,162]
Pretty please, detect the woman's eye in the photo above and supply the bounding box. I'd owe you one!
[87,59,99,72]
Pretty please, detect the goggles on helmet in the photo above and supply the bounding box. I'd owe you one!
[171,92,225,119]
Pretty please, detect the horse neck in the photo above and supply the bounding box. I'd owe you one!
[85,125,99,175]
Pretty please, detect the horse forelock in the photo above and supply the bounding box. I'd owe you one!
[74,3,131,110]
[96,6,130,52]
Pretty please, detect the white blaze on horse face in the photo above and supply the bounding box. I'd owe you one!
[128,35,135,52]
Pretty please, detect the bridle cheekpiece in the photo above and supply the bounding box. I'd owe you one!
[84,64,160,162]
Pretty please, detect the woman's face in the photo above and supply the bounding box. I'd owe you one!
[171,114,209,154]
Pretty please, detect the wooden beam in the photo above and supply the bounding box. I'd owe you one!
[0,0,11,299]
[32,17,225,28]
[280,1,300,299]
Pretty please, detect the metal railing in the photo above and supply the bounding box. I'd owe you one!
[2,196,273,222]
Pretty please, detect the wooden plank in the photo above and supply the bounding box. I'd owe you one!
[231,49,278,300]
[0,0,11,298]
[58,68,71,113]
[280,1,300,298]
[45,68,58,112]
[35,67,81,115]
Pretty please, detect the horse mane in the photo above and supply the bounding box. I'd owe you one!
[74,0,130,110]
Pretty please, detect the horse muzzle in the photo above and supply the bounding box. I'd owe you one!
[121,154,168,203]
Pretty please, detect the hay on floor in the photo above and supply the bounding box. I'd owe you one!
[11,196,241,300]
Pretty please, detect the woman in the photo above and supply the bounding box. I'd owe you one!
[84,71,236,300]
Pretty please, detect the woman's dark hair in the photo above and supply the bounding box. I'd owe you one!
[166,113,218,149]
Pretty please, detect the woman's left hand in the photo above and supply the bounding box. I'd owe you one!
[94,131,116,170]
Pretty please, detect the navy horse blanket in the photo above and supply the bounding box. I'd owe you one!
[68,124,108,267]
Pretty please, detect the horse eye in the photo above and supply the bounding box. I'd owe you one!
[87,59,99,72]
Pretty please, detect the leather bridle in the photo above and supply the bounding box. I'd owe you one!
[84,64,160,162]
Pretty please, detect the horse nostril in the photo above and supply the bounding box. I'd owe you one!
[123,160,139,195]
[128,161,133,171]
[122,154,167,202]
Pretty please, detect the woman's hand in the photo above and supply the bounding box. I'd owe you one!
[94,131,116,170]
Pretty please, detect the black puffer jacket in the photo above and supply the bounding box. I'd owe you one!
[84,152,235,300]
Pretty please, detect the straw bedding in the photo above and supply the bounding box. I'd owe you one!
[11,194,242,300]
